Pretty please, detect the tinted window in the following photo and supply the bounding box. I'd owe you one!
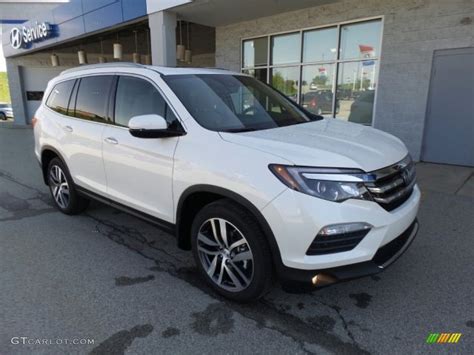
[74,76,113,123]
[114,76,167,127]
[46,80,75,115]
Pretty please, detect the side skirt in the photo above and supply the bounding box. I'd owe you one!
[76,186,176,235]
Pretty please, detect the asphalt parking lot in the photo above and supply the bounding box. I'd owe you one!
[1,126,473,354]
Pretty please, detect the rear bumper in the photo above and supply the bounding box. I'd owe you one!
[278,219,418,290]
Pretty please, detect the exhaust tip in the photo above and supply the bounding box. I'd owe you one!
[312,273,338,287]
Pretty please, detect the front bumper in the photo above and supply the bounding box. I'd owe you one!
[279,219,418,289]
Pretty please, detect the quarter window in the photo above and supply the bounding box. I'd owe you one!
[114,76,167,127]
[74,76,114,123]
[241,18,382,125]
[46,80,75,115]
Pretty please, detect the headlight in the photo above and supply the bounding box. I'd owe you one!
[269,164,373,202]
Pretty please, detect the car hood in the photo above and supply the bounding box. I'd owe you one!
[220,119,408,172]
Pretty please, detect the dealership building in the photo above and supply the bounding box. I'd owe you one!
[1,0,473,165]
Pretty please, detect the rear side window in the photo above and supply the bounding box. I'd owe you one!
[74,76,114,123]
[46,80,75,115]
[114,76,167,127]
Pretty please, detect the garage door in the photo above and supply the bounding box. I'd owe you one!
[422,47,474,167]
[20,66,64,121]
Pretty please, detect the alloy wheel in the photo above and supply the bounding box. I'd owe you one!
[197,218,254,292]
[49,165,70,209]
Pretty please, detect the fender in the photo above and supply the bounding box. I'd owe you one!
[176,184,284,271]
[40,145,68,184]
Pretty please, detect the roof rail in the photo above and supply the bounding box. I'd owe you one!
[60,62,146,75]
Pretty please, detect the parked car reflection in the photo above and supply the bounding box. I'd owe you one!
[301,91,338,115]
[348,90,374,125]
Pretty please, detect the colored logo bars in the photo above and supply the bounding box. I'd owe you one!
[426,333,462,344]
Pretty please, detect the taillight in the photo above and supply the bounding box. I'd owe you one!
[31,117,38,128]
[310,98,317,107]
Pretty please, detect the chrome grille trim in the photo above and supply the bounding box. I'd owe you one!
[371,178,416,204]
[364,155,416,211]
[366,177,404,194]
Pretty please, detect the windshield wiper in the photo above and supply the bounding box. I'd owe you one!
[222,127,259,133]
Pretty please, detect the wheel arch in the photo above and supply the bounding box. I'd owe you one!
[176,185,283,269]
[40,145,67,185]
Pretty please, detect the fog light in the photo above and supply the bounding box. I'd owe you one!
[312,273,337,286]
[318,222,372,236]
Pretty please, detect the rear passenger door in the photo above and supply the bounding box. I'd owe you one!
[58,75,114,194]
[102,75,181,222]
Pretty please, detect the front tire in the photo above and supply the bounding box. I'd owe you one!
[0,113,6,121]
[47,158,89,214]
[191,200,273,302]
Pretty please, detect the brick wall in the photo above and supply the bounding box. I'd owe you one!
[215,0,474,160]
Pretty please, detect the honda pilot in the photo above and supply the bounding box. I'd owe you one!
[33,63,420,302]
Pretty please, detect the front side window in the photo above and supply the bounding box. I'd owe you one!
[46,80,75,115]
[114,76,167,127]
[74,76,114,123]
[164,74,317,132]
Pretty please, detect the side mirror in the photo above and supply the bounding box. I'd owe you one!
[128,114,185,138]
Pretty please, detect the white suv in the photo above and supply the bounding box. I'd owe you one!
[34,63,420,302]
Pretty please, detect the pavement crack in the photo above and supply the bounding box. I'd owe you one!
[88,213,369,354]
[314,299,359,346]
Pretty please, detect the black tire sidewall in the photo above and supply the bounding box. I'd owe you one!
[191,200,273,302]
[0,113,6,121]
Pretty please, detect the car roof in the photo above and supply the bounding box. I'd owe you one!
[60,63,239,77]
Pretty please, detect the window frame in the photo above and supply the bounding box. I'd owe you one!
[45,79,76,116]
[109,73,186,132]
[241,16,384,126]
[72,74,115,124]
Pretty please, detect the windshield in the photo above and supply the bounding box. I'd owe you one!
[163,74,320,132]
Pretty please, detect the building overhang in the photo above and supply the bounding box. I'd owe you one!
[168,0,340,27]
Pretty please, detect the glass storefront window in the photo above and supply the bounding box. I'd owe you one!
[241,18,382,124]
[242,68,267,82]
[301,64,335,116]
[336,61,377,125]
[270,66,299,101]
[339,20,382,60]
[271,32,301,65]
[302,27,338,63]
[242,37,268,68]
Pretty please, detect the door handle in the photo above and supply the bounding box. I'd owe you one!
[104,137,118,145]
[63,125,73,132]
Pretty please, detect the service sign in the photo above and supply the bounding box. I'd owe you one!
[10,22,54,49]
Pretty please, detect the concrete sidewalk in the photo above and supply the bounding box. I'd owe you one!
[416,163,474,198]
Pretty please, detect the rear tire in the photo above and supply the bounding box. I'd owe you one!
[0,113,6,121]
[47,157,89,215]
[191,199,273,302]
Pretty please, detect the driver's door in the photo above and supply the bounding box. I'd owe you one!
[102,75,180,222]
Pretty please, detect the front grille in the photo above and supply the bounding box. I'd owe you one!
[364,156,416,211]
[306,229,369,255]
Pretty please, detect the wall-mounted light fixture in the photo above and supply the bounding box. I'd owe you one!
[50,53,59,67]
[78,49,87,65]
[113,33,122,60]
